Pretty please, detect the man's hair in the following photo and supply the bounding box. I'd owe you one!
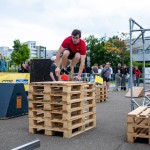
[71,29,81,38]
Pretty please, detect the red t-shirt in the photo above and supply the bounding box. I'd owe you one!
[61,36,86,55]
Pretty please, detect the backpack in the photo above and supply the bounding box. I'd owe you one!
[101,68,109,78]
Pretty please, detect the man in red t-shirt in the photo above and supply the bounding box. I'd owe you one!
[55,29,86,80]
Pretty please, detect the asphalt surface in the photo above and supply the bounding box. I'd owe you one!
[0,89,150,150]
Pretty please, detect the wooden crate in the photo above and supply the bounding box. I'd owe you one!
[127,106,150,144]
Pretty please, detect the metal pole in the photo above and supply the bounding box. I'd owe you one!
[129,18,134,110]
[11,140,40,150]
[131,29,150,32]
[142,32,146,106]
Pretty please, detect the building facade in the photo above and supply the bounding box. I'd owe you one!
[126,37,150,62]
[0,46,13,59]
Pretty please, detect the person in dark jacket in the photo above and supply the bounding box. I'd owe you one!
[121,64,128,90]
[114,63,122,90]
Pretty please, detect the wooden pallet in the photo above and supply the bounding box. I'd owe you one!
[95,99,106,103]
[127,106,150,144]
[28,93,44,101]
[84,91,95,99]
[44,101,83,111]
[44,92,84,103]
[30,81,86,93]
[44,108,83,120]
[29,124,84,138]
[83,106,96,114]
[28,101,44,109]
[29,118,45,127]
[45,116,83,129]
[28,109,44,118]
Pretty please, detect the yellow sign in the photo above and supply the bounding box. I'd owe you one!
[0,73,30,91]
[95,75,103,84]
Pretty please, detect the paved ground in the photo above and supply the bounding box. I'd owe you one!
[0,89,150,150]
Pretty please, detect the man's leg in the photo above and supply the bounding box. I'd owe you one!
[61,50,70,69]
[70,52,81,68]
[65,52,81,74]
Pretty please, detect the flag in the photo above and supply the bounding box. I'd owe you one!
[95,75,103,84]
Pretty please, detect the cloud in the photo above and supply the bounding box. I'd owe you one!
[0,0,150,49]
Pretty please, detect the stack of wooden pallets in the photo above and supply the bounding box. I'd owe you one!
[127,106,150,144]
[95,86,107,103]
[28,81,96,138]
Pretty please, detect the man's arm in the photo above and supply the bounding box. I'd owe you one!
[55,46,65,67]
[78,55,86,76]
[55,46,65,75]
[50,72,56,81]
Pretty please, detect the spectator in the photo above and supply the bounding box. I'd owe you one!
[50,56,58,81]
[101,62,111,91]
[121,64,128,90]
[0,56,7,72]
[92,63,98,78]
[114,63,122,90]
[98,65,103,76]
[18,62,28,73]
[133,66,141,86]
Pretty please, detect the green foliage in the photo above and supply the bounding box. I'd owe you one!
[84,35,107,66]
[11,40,30,65]
[105,35,130,66]
[84,34,130,67]
[132,61,150,67]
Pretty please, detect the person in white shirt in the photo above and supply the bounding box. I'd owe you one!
[98,65,103,76]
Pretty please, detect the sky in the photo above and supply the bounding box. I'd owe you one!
[0,0,150,50]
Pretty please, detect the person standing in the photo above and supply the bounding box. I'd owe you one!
[50,56,58,81]
[101,62,111,91]
[114,63,122,90]
[0,56,7,72]
[55,29,86,80]
[121,64,128,90]
[134,66,141,86]
[98,65,103,76]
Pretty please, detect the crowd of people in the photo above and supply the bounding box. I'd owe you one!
[18,62,30,73]
[91,62,142,91]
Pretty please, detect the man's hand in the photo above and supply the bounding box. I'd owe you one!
[75,75,82,81]
[55,67,60,76]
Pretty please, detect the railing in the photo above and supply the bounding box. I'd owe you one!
[72,73,91,81]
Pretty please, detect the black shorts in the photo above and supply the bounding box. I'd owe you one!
[64,49,76,60]
[103,77,110,82]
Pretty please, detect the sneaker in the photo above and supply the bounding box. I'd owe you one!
[64,66,71,75]
[60,68,65,75]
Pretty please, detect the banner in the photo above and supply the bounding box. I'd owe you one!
[0,73,30,91]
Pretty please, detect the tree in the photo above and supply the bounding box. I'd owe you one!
[84,35,107,66]
[11,40,30,65]
[104,34,130,66]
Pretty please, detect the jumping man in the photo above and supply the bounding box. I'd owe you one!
[55,29,86,80]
